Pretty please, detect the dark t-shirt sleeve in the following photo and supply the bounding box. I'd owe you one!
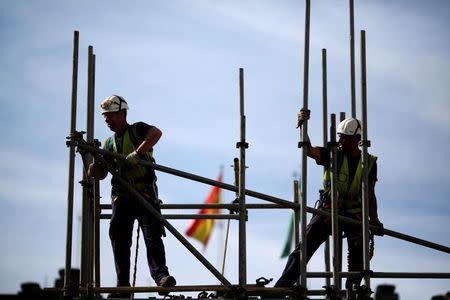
[134,122,154,142]
[316,147,330,166]
[369,161,378,182]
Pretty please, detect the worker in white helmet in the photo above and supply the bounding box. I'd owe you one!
[88,95,176,298]
[273,108,383,294]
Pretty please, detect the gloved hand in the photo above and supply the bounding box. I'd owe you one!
[297,108,311,128]
[87,162,108,180]
[126,150,141,166]
[370,218,384,236]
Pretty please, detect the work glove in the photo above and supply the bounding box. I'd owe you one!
[370,218,384,236]
[126,150,141,166]
[297,108,311,128]
[87,162,108,180]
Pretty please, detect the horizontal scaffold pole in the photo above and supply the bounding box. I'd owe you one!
[100,203,288,210]
[70,139,450,254]
[307,271,450,279]
[100,214,239,220]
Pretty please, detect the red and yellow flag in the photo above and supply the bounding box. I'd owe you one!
[185,172,223,247]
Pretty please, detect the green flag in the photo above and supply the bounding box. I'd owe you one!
[280,211,294,258]
[280,176,302,258]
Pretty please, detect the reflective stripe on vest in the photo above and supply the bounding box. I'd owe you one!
[323,153,377,213]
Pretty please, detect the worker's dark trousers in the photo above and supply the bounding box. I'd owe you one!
[274,212,364,289]
[109,192,169,286]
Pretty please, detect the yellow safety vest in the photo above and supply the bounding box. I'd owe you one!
[322,153,377,214]
[103,126,154,193]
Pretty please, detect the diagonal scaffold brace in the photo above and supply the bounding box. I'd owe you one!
[69,132,232,293]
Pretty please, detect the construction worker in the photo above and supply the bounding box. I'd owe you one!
[88,95,176,298]
[273,108,384,292]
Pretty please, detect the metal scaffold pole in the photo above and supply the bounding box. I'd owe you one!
[321,48,331,288]
[87,146,233,286]
[80,45,95,288]
[299,0,311,289]
[329,114,341,290]
[349,0,357,117]
[78,141,450,255]
[92,52,101,292]
[360,29,372,288]
[237,67,247,286]
[64,30,79,297]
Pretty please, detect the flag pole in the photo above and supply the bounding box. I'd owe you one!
[221,158,239,276]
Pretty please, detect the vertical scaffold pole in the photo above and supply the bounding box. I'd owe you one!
[81,45,95,287]
[349,0,356,117]
[321,48,331,288]
[238,68,247,286]
[92,52,101,291]
[337,112,346,281]
[299,0,311,288]
[329,114,341,290]
[64,30,79,297]
[360,30,371,288]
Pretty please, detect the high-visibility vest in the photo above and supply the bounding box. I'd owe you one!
[103,125,155,194]
[322,152,377,214]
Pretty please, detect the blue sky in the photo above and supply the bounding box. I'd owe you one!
[0,1,449,299]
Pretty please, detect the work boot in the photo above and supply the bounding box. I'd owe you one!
[158,275,176,287]
[157,275,176,296]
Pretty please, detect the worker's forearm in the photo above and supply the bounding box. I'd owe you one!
[368,181,379,221]
[136,127,162,155]
[369,199,378,220]
[307,146,321,161]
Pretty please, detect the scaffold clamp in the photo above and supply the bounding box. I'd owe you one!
[65,130,86,147]
[236,141,249,149]
[255,277,273,287]
[359,139,371,147]
[228,199,239,214]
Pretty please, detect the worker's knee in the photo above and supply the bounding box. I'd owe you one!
[348,236,362,250]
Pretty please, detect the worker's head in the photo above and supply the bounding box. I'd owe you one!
[100,95,128,133]
[337,118,361,152]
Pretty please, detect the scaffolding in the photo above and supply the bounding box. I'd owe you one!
[48,2,450,299]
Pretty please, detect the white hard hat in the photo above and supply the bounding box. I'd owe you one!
[100,95,129,114]
[337,118,361,135]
